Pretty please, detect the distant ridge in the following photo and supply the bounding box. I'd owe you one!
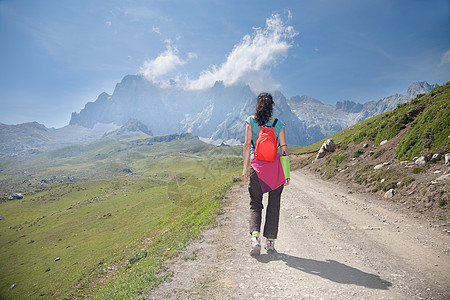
[104,119,153,137]
[0,78,439,157]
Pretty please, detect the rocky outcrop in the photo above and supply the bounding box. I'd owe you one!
[315,139,336,160]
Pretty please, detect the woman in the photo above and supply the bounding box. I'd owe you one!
[242,92,289,255]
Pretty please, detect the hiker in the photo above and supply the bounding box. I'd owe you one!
[242,92,290,255]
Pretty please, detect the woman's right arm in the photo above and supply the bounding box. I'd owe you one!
[278,127,290,185]
[242,123,252,182]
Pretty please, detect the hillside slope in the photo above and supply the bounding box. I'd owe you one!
[294,82,450,223]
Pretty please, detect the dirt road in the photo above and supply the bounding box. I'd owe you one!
[146,169,450,299]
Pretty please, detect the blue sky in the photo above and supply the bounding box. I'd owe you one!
[0,0,449,128]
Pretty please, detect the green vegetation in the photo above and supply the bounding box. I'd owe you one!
[412,166,425,174]
[0,134,242,299]
[294,82,450,160]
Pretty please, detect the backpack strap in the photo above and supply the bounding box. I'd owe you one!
[271,118,278,128]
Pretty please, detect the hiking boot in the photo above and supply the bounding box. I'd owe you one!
[265,239,275,253]
[250,236,261,256]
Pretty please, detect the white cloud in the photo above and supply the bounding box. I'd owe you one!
[185,13,297,92]
[152,26,161,35]
[439,49,450,66]
[139,41,185,81]
[105,21,112,27]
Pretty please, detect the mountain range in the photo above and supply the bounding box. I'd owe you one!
[0,76,438,157]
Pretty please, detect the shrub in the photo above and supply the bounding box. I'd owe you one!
[373,148,386,159]
[401,176,415,185]
[352,149,364,158]
[412,167,424,174]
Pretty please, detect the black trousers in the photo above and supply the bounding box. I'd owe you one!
[248,168,284,239]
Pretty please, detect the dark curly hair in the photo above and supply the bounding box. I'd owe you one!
[254,92,274,126]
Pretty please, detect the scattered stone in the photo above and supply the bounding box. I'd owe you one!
[384,189,395,198]
[445,153,450,166]
[380,140,388,146]
[363,143,368,148]
[0,216,3,221]
[55,257,60,261]
[436,174,450,182]
[8,193,23,200]
[315,139,336,160]
[9,284,16,290]
[434,170,442,174]
[430,153,442,163]
[363,226,382,230]
[415,156,427,165]
[374,164,384,170]
[380,178,385,183]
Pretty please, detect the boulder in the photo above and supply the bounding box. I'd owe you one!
[8,193,23,200]
[384,189,395,198]
[445,153,450,166]
[415,156,427,165]
[315,139,336,160]
[430,153,442,163]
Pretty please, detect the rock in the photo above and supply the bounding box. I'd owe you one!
[363,143,368,148]
[55,257,60,261]
[430,153,442,163]
[436,174,450,182]
[415,156,427,165]
[445,153,450,166]
[122,168,133,173]
[0,216,3,220]
[315,139,336,160]
[384,189,395,198]
[380,140,388,146]
[8,193,23,200]
[8,284,16,290]
[374,164,384,170]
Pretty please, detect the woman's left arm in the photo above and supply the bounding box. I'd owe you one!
[278,128,289,156]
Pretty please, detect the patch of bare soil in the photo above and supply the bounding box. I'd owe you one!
[302,130,449,228]
[145,168,449,299]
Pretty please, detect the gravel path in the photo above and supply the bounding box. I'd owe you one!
[146,169,450,299]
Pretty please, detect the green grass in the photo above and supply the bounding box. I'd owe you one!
[0,134,242,299]
[293,82,450,162]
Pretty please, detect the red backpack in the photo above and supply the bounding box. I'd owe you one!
[252,119,278,162]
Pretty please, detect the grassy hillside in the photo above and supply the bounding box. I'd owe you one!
[293,83,449,221]
[0,134,242,299]
[294,82,450,159]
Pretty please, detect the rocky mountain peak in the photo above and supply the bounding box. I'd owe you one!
[104,119,153,137]
[406,81,439,98]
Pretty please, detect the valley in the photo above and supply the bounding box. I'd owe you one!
[0,133,242,298]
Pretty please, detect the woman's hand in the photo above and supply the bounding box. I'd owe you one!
[242,167,249,182]
[285,177,290,186]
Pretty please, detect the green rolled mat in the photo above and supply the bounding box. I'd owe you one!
[280,155,290,179]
